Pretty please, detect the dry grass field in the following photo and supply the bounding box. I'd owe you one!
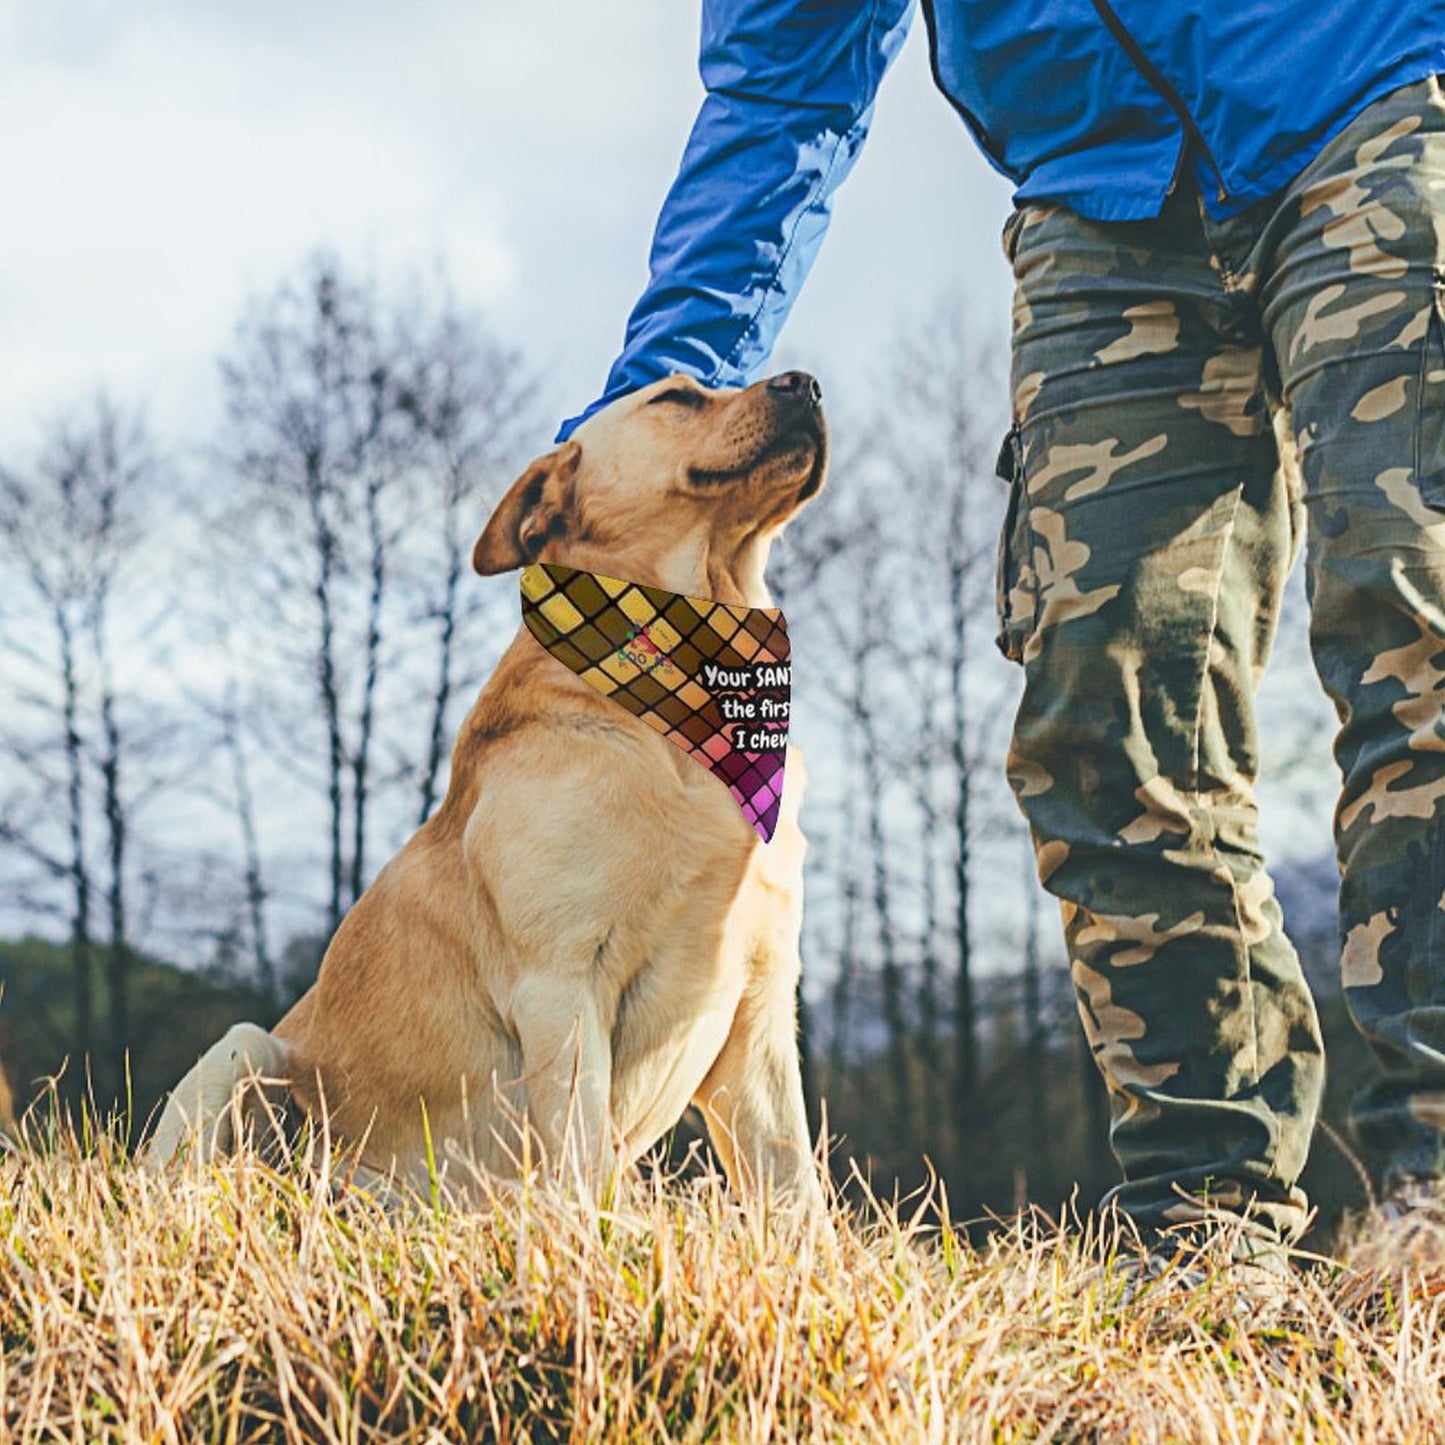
[2,1119,1443,1444]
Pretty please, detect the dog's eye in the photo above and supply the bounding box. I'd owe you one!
[649,386,705,409]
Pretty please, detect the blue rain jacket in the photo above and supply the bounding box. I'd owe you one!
[559,0,1445,437]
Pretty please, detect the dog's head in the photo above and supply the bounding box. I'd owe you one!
[472,371,827,605]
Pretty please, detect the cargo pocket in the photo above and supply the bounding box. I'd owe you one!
[1415,270,1445,507]
[994,424,1037,664]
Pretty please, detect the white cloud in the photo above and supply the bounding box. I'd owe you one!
[0,2,1014,445]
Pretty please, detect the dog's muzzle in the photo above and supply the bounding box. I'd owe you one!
[766,370,823,409]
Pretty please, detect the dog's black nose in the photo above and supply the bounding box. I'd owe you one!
[767,371,822,407]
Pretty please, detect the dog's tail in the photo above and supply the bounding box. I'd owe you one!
[144,1023,292,1170]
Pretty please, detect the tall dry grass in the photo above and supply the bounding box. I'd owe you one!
[1,1115,1443,1444]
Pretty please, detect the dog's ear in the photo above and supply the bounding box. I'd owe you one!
[472,442,582,576]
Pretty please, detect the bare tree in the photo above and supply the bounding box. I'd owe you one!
[911,680,947,1127]
[219,680,276,1001]
[854,601,913,1139]
[394,301,539,825]
[872,323,1007,1110]
[824,738,864,1080]
[0,398,159,1099]
[78,411,154,1095]
[781,309,1041,1187]
[211,255,540,959]
[217,261,405,931]
[792,478,920,1140]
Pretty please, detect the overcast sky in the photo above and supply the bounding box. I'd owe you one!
[0,0,1016,448]
[0,0,1340,896]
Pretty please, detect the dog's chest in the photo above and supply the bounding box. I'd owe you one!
[606,833,749,1028]
[603,806,804,1155]
[606,947,744,1156]
[475,717,805,1158]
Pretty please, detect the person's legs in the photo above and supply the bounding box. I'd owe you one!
[1002,192,1325,1244]
[1262,76,1445,1188]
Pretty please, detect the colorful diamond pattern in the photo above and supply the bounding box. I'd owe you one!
[519,562,790,841]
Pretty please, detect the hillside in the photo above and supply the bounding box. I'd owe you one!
[0,1134,1441,1443]
[0,935,277,1138]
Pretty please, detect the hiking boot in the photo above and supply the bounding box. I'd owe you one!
[1092,1225,1297,1324]
[1108,1248,1209,1308]
[1377,1173,1445,1229]
[1342,1173,1445,1277]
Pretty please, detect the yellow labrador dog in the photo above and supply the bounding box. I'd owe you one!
[148,371,827,1210]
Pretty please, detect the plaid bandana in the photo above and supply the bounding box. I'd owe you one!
[519,562,791,841]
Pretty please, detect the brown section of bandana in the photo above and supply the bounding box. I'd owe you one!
[519,562,790,840]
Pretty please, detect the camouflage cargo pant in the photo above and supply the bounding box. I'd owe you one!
[1000,75,1445,1242]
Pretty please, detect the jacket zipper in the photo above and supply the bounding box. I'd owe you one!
[1088,0,1230,204]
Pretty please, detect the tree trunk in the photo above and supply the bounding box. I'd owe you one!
[222,688,275,1002]
[417,501,463,827]
[946,489,977,1108]
[827,769,862,1083]
[57,607,93,1103]
[305,455,346,936]
[93,596,129,1105]
[913,685,943,1134]
[350,472,387,905]
[856,661,911,1142]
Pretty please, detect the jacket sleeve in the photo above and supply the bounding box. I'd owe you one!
[557,0,915,440]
